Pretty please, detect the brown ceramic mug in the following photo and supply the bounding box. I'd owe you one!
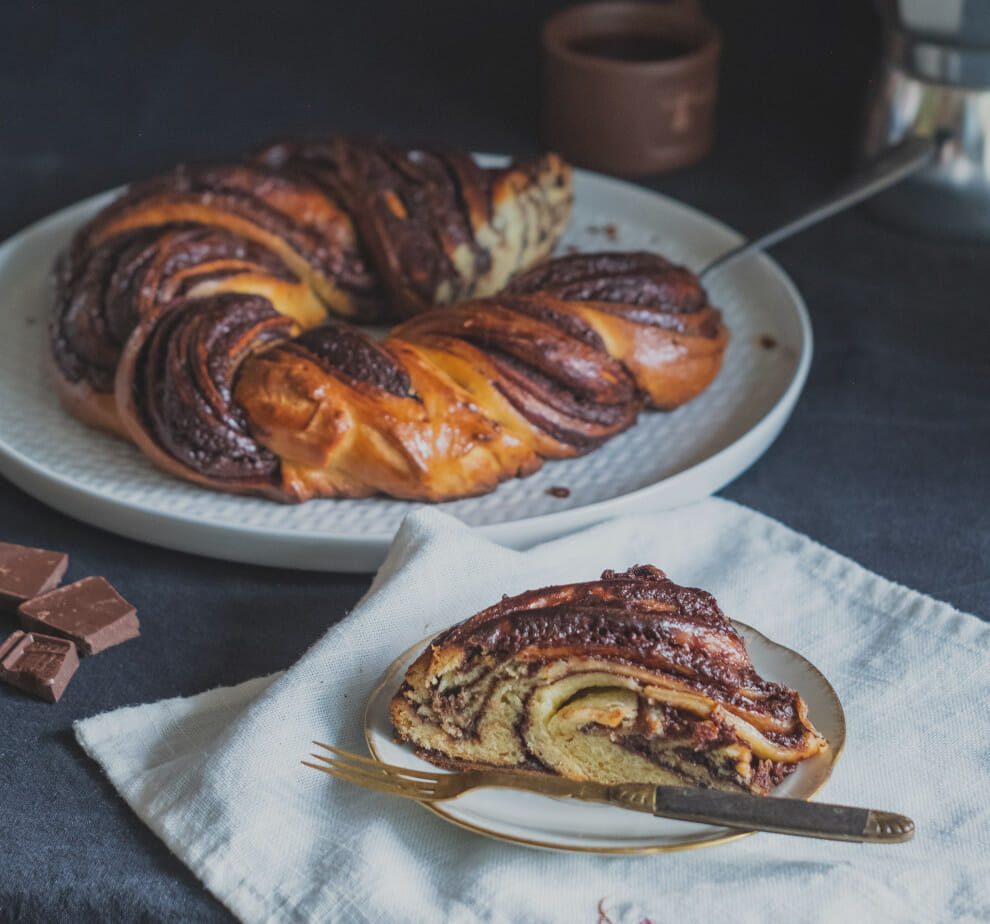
[542,0,721,175]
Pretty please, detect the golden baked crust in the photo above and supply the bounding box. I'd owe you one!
[50,140,729,503]
[126,251,726,501]
[50,139,572,437]
[390,566,826,794]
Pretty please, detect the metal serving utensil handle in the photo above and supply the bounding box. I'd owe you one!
[698,134,942,282]
[645,785,915,843]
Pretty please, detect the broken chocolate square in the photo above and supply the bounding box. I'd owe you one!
[18,576,139,656]
[0,542,68,614]
[0,630,79,703]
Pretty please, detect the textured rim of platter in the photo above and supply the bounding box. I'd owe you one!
[0,160,812,571]
[365,621,845,854]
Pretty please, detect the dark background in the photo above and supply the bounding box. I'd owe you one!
[1,1,987,920]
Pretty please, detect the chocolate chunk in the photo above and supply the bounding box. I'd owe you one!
[547,485,571,498]
[0,542,69,614]
[18,577,139,656]
[0,630,79,703]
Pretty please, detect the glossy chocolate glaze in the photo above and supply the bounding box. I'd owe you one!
[86,163,382,309]
[336,141,487,308]
[292,324,413,397]
[162,228,297,287]
[507,251,720,336]
[396,296,640,448]
[486,348,639,449]
[430,301,634,403]
[498,294,607,351]
[253,139,575,318]
[434,566,802,724]
[255,137,492,305]
[131,292,292,481]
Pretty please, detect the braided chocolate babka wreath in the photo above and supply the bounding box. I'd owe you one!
[50,138,728,502]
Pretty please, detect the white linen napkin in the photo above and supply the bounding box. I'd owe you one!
[75,499,990,923]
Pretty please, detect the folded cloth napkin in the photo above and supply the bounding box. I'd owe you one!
[75,499,990,924]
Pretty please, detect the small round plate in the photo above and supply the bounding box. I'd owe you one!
[0,163,811,571]
[365,622,845,854]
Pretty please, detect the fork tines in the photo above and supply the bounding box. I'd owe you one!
[303,741,447,802]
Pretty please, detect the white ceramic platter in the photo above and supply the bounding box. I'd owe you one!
[365,622,846,853]
[0,165,811,571]
[365,623,844,854]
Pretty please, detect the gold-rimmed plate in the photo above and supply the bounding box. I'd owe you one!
[364,622,845,854]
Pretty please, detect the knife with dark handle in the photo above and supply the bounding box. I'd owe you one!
[601,783,915,843]
[306,743,914,844]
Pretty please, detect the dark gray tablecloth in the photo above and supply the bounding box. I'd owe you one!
[1,1,987,920]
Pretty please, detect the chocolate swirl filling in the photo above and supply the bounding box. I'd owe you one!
[507,251,720,336]
[391,565,825,793]
[396,296,641,450]
[52,224,300,393]
[334,141,492,311]
[435,565,805,738]
[291,324,414,398]
[253,138,574,318]
[129,293,293,483]
[84,163,382,308]
[253,138,482,308]
[485,350,638,450]
[53,227,163,392]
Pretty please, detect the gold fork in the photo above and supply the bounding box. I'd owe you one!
[303,742,914,843]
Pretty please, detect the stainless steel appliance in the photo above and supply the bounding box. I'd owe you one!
[862,0,990,239]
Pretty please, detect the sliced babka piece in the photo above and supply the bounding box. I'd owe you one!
[390,566,826,795]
